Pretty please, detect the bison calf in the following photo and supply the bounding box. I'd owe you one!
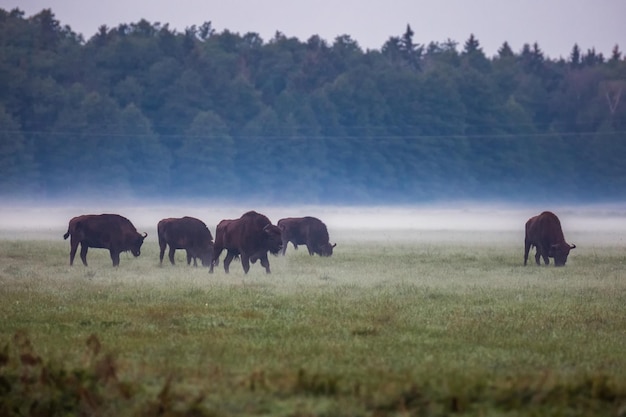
[524,211,576,266]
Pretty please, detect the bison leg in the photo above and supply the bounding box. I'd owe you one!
[241,254,251,274]
[168,247,176,265]
[537,243,549,265]
[524,240,531,266]
[306,244,314,256]
[159,242,167,266]
[110,250,120,267]
[534,245,549,265]
[69,238,80,266]
[79,244,89,266]
[259,254,271,274]
[186,251,198,267]
[223,251,236,274]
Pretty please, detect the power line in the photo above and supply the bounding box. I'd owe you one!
[3,129,625,140]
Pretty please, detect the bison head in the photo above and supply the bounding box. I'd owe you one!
[263,224,283,255]
[550,242,576,266]
[318,242,337,257]
[131,232,148,257]
[199,242,214,267]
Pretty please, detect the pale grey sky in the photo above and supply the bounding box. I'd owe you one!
[4,0,625,58]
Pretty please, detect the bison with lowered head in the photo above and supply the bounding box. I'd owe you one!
[63,214,147,267]
[277,216,336,256]
[524,211,576,266]
[158,216,213,267]
[210,211,283,274]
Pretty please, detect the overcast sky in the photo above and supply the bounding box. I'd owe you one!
[4,0,625,59]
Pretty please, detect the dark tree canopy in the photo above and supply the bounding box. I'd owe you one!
[1,8,625,204]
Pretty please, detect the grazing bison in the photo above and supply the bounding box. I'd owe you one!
[524,211,576,266]
[277,216,336,256]
[63,214,147,267]
[157,217,213,267]
[209,211,283,274]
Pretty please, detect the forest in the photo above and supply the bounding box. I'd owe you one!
[1,7,625,204]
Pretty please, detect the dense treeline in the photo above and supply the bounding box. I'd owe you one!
[1,8,625,204]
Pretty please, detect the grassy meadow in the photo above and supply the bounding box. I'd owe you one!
[1,226,625,416]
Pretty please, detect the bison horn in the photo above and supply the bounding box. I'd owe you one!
[332,243,337,248]
[142,232,148,238]
[570,244,576,249]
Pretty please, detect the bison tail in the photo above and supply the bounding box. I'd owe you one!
[63,230,70,240]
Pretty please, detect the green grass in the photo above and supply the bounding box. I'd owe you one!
[1,231,625,416]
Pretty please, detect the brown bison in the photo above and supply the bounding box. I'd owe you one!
[277,216,336,256]
[524,211,576,266]
[63,214,147,267]
[157,217,213,267]
[209,211,283,274]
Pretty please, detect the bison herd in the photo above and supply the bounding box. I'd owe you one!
[63,209,576,270]
[64,210,336,273]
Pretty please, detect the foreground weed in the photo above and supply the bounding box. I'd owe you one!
[1,328,625,416]
[0,332,224,417]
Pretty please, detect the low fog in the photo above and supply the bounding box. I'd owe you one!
[1,198,625,246]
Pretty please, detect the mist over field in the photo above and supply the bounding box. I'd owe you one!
[1,198,625,247]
